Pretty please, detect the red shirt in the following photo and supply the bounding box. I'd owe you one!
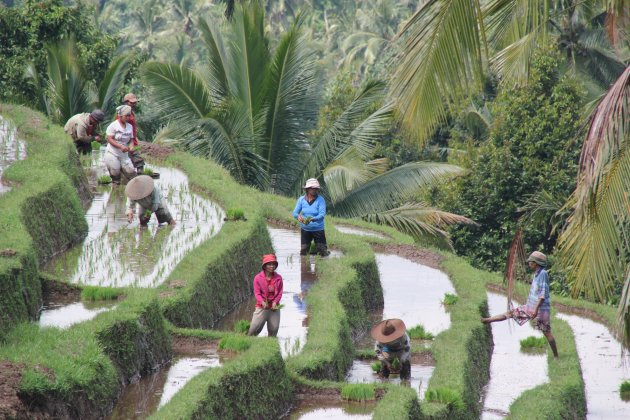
[117,112,137,145]
[253,271,283,308]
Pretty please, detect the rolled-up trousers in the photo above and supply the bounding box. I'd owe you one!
[247,307,280,337]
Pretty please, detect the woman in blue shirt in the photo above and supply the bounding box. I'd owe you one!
[292,178,330,257]
[481,251,558,358]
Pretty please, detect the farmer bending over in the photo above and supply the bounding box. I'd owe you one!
[372,318,411,379]
[125,175,175,226]
[64,109,105,155]
[482,251,558,358]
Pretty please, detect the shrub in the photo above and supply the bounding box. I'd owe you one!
[97,175,112,184]
[341,384,375,401]
[234,320,250,334]
[218,336,251,352]
[408,324,434,340]
[520,336,547,351]
[81,286,122,301]
[620,380,630,399]
[442,293,459,306]
[425,387,465,411]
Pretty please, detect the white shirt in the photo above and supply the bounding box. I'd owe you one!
[105,120,133,158]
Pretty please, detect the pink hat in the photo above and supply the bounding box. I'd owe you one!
[261,254,278,270]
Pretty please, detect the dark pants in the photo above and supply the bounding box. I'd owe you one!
[75,141,92,155]
[300,229,329,256]
[128,149,145,173]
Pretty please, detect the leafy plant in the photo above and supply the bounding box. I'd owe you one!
[341,383,375,401]
[234,320,250,335]
[442,293,459,306]
[91,141,101,150]
[424,387,465,411]
[218,335,251,352]
[81,286,122,301]
[142,167,154,176]
[371,362,381,373]
[408,324,434,340]
[97,175,112,185]
[225,208,246,221]
[520,336,547,351]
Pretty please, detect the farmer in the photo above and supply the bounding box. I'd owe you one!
[104,105,136,184]
[292,178,330,257]
[481,251,558,358]
[248,254,283,337]
[124,175,175,226]
[64,109,105,155]
[121,93,145,174]
[372,318,412,379]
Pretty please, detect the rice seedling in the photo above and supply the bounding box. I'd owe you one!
[519,336,547,351]
[225,208,246,221]
[408,324,434,340]
[341,384,376,401]
[442,293,459,306]
[81,286,122,301]
[425,387,465,410]
[371,362,381,373]
[218,336,251,352]
[97,175,112,185]
[620,381,630,400]
[91,141,101,150]
[234,320,250,334]
[142,167,154,176]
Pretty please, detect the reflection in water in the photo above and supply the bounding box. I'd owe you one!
[109,352,225,419]
[335,225,386,239]
[39,301,115,329]
[557,312,630,419]
[45,149,224,288]
[482,292,548,420]
[290,403,374,420]
[346,359,434,399]
[0,115,27,195]
[376,254,454,335]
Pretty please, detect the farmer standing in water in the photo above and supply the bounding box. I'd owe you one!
[482,251,558,358]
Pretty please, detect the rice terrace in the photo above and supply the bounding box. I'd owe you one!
[0,0,629,419]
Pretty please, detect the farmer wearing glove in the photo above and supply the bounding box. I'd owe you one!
[104,105,136,184]
[372,318,412,379]
[124,175,175,226]
[248,254,283,337]
[292,178,330,256]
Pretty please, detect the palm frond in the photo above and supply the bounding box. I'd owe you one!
[330,162,466,218]
[142,62,213,121]
[392,0,487,143]
[323,150,388,204]
[97,55,131,116]
[617,265,630,347]
[504,228,527,309]
[518,189,571,237]
[262,14,319,194]
[198,17,230,101]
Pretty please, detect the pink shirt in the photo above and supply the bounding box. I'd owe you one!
[253,271,283,308]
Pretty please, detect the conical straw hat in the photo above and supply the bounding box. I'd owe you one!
[125,175,154,200]
[370,318,406,343]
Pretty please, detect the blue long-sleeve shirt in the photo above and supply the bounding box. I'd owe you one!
[292,195,326,232]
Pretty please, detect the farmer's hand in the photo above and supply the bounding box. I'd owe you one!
[261,301,268,309]
[120,144,129,153]
[129,144,135,152]
[271,302,278,310]
[532,310,538,318]
[126,211,134,223]
[94,135,101,142]
[297,215,304,223]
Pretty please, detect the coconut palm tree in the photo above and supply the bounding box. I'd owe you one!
[26,39,130,124]
[392,0,628,143]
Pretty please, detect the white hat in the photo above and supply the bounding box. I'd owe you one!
[303,178,320,189]
[125,175,154,200]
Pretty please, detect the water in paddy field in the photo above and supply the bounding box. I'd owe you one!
[557,312,630,419]
[335,225,387,239]
[108,348,230,419]
[346,359,434,399]
[481,292,548,420]
[43,148,225,288]
[375,253,455,335]
[39,300,115,329]
[0,115,27,195]
[288,402,375,419]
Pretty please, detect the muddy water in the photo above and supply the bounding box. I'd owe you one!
[0,115,27,195]
[376,254,454,335]
[346,359,434,399]
[39,301,115,329]
[109,350,227,419]
[44,148,224,288]
[335,225,387,239]
[481,292,548,419]
[289,402,375,419]
[556,312,630,419]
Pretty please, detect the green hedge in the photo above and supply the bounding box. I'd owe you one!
[373,385,421,420]
[0,104,89,338]
[152,331,293,419]
[158,153,273,328]
[507,317,586,419]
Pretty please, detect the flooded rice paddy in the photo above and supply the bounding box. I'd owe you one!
[557,312,630,419]
[0,116,27,195]
[39,300,115,329]
[44,148,224,288]
[346,359,434,399]
[481,292,548,419]
[288,402,375,419]
[335,225,387,239]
